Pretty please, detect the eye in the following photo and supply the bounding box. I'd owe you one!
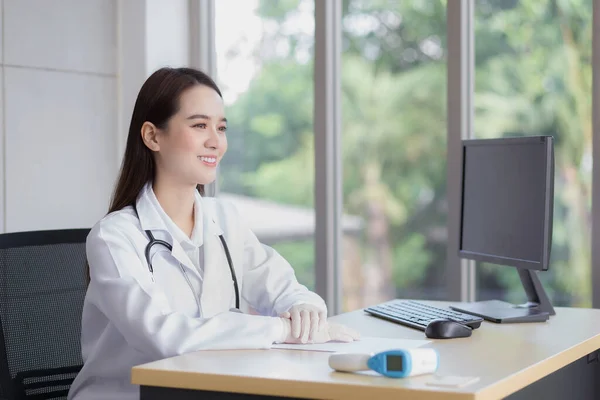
[193,123,207,129]
[219,126,228,133]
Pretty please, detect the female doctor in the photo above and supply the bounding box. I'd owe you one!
[68,67,359,400]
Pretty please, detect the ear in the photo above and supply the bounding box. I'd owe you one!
[141,122,160,151]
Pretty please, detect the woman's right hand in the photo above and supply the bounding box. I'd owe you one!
[280,318,360,344]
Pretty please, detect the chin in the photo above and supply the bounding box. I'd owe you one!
[195,175,217,186]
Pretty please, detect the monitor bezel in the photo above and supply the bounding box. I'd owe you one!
[458,135,554,271]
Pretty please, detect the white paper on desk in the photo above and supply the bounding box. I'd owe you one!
[272,337,430,353]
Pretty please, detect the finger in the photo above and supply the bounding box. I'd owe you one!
[291,309,301,338]
[318,311,326,331]
[328,326,352,343]
[309,311,319,340]
[336,334,354,343]
[345,328,361,340]
[279,311,291,319]
[300,310,310,343]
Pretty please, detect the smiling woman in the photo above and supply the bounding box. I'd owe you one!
[70,67,359,400]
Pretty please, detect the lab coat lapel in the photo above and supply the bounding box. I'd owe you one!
[135,183,199,275]
[198,198,231,317]
[169,241,196,273]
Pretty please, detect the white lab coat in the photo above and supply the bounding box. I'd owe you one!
[68,183,326,400]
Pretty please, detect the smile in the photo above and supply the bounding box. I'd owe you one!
[199,156,217,166]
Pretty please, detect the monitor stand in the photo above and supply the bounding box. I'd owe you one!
[449,268,556,323]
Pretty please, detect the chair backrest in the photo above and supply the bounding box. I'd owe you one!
[0,229,89,400]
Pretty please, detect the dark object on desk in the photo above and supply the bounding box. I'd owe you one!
[454,136,555,323]
[425,319,472,339]
[0,229,89,400]
[452,299,549,324]
[364,300,483,332]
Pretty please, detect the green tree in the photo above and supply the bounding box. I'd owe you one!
[474,0,592,306]
[221,0,592,307]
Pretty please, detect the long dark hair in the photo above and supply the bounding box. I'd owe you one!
[87,67,222,283]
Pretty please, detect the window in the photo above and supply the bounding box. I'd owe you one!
[474,0,592,307]
[341,0,448,311]
[215,0,316,289]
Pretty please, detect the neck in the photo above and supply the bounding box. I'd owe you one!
[152,175,197,238]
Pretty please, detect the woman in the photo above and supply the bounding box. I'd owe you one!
[68,67,359,400]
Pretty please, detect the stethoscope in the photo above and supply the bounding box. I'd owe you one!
[135,208,240,309]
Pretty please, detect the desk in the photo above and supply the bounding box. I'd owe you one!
[132,301,600,399]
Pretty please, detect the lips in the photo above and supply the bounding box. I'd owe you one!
[199,156,217,166]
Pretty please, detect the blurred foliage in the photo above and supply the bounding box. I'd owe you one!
[272,240,316,292]
[219,0,592,307]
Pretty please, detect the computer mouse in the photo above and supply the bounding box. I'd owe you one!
[425,319,472,339]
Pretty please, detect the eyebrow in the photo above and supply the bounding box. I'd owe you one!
[186,114,227,123]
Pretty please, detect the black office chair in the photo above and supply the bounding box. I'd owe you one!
[0,229,90,400]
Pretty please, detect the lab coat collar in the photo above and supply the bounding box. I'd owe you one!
[135,183,224,280]
[135,183,168,233]
[135,183,223,237]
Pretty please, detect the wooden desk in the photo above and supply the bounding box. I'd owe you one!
[132,302,600,400]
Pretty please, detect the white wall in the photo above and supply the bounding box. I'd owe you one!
[145,0,190,74]
[0,0,197,233]
[118,0,192,156]
[2,0,119,232]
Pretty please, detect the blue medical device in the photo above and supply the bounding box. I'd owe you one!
[329,348,439,378]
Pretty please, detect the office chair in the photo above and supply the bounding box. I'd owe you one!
[0,229,89,400]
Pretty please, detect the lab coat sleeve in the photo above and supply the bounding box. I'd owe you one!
[86,220,287,360]
[238,216,328,317]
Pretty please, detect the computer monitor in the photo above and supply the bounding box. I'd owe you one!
[449,135,555,323]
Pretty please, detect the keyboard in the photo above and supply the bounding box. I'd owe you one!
[364,300,483,331]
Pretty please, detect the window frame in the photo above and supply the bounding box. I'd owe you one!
[194,0,600,313]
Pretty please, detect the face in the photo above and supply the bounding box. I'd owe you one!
[143,84,228,187]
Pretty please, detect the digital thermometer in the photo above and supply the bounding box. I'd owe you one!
[328,348,439,378]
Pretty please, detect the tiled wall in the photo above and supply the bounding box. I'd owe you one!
[1,0,118,232]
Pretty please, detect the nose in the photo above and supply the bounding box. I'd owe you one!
[204,125,220,150]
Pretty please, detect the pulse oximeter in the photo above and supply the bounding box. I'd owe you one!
[328,348,439,378]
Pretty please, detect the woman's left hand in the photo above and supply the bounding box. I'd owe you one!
[279,304,327,343]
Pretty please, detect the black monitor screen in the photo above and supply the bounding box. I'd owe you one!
[459,137,553,270]
[385,355,404,372]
